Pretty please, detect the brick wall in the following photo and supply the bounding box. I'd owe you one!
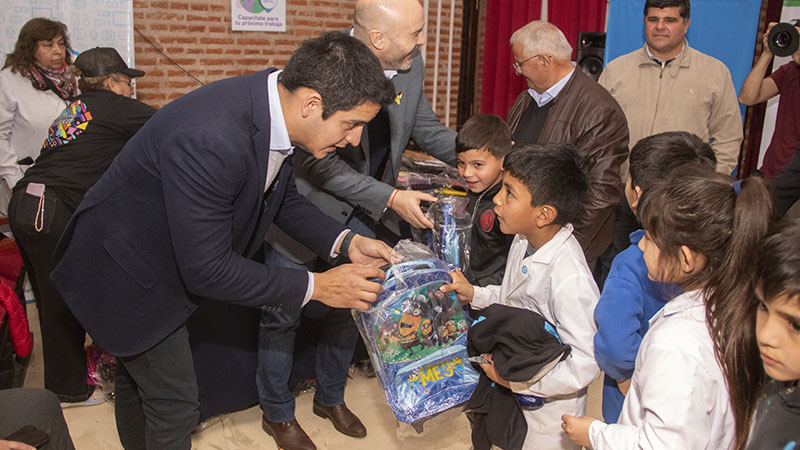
[132,0,460,131]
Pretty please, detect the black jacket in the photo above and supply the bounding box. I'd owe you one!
[465,304,571,450]
[465,181,514,287]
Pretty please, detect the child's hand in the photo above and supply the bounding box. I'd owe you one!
[479,353,510,388]
[560,414,599,448]
[617,378,631,396]
[440,269,475,305]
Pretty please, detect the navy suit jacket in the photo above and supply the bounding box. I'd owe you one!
[50,69,346,357]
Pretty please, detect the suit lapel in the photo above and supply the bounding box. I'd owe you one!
[244,69,275,257]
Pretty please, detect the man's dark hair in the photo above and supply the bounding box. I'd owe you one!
[503,144,588,226]
[3,18,73,73]
[644,0,690,20]
[629,131,716,193]
[456,114,513,158]
[280,31,394,119]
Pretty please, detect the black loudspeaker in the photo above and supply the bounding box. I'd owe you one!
[577,31,606,81]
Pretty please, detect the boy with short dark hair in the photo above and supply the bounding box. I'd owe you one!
[455,114,514,286]
[593,131,717,423]
[445,144,601,450]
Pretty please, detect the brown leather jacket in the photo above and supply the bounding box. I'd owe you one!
[507,69,629,262]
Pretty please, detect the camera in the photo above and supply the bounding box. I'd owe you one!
[768,21,800,57]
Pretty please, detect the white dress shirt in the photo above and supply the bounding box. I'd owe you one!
[588,289,735,450]
[473,224,601,449]
[265,70,350,305]
[266,70,293,191]
[527,67,575,107]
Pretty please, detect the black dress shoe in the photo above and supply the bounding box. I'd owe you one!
[261,416,317,450]
[312,400,367,437]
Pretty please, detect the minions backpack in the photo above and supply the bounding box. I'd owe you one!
[352,257,479,424]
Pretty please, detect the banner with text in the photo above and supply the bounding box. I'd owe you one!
[231,0,286,32]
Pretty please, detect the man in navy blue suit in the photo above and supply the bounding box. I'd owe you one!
[49,32,395,450]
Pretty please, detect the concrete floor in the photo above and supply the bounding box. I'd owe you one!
[22,302,603,449]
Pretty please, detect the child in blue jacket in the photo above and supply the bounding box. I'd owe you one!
[592,131,715,422]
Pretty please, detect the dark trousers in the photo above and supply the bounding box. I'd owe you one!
[8,187,92,402]
[771,143,800,219]
[0,387,76,449]
[115,325,199,450]
[256,210,376,422]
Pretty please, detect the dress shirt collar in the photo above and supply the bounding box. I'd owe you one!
[527,67,574,107]
[523,223,575,265]
[651,289,704,328]
[267,70,293,154]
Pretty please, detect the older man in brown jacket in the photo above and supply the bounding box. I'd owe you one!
[506,20,629,265]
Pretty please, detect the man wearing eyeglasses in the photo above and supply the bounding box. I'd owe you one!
[506,20,628,266]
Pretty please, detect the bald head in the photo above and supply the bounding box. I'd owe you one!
[353,0,425,70]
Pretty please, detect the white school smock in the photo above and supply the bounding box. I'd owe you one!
[588,289,735,450]
[473,224,601,450]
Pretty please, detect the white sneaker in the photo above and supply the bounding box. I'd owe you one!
[61,386,105,408]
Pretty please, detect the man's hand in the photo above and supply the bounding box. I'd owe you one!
[561,414,599,448]
[346,234,392,267]
[311,264,385,311]
[479,353,510,388]
[0,440,35,450]
[762,22,777,58]
[440,268,475,305]
[388,190,436,229]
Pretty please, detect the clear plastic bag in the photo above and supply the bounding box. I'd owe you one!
[426,197,471,271]
[353,241,478,424]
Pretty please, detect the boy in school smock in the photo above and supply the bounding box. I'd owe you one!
[444,144,600,450]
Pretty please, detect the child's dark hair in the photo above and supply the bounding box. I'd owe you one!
[629,131,716,193]
[638,166,774,450]
[718,220,800,449]
[456,114,513,158]
[502,144,588,226]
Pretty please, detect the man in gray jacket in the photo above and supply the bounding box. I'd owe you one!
[258,1,457,449]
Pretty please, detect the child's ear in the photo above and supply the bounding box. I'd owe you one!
[629,185,643,210]
[535,205,558,227]
[678,245,705,276]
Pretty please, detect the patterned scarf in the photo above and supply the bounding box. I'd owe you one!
[24,62,78,101]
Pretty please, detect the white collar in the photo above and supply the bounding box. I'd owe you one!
[267,70,293,154]
[527,67,574,107]
[520,223,575,265]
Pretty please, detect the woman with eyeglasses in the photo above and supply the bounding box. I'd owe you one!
[7,46,154,406]
[0,18,78,216]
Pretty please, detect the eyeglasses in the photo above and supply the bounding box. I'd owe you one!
[512,54,550,73]
[111,76,132,87]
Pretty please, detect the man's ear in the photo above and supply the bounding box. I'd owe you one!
[630,185,643,210]
[300,89,322,119]
[368,30,385,51]
[535,205,558,228]
[678,245,705,276]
